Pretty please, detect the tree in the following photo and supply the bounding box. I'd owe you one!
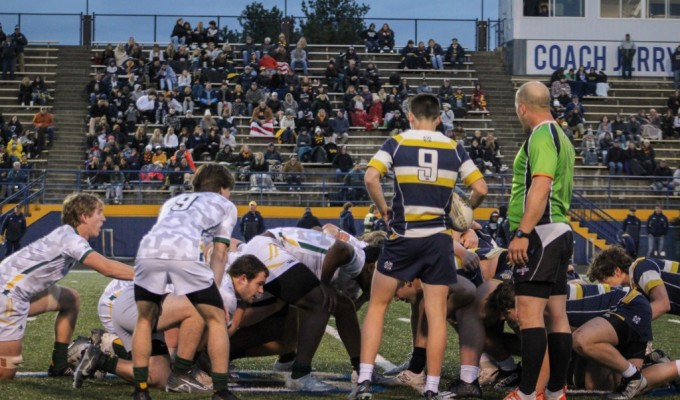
[238,2,291,43]
[300,0,370,45]
[220,25,241,43]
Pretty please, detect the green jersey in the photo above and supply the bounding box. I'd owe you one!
[508,122,574,231]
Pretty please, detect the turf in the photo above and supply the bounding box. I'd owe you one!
[4,271,680,399]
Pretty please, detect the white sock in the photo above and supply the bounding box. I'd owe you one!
[358,363,374,383]
[498,356,517,371]
[545,387,565,400]
[460,365,480,383]
[518,389,536,400]
[480,353,494,364]
[622,363,637,378]
[425,375,440,393]
[675,360,680,376]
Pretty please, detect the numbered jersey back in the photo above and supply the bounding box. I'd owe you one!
[367,129,482,238]
[137,192,237,261]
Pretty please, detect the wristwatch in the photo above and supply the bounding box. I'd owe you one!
[515,229,531,239]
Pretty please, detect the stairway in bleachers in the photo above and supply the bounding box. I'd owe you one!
[44,46,93,203]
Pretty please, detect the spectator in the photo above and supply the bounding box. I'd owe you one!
[482,133,508,173]
[650,159,673,194]
[446,38,465,70]
[452,87,468,118]
[18,76,32,107]
[151,145,167,166]
[6,133,22,160]
[426,38,445,70]
[296,128,313,162]
[581,132,599,166]
[377,23,395,53]
[646,206,669,257]
[399,40,420,70]
[297,207,321,229]
[1,205,26,257]
[170,18,186,48]
[416,78,432,94]
[135,91,157,122]
[440,103,455,133]
[214,144,237,164]
[199,82,218,114]
[240,201,266,243]
[105,164,125,204]
[9,25,27,74]
[332,144,353,181]
[331,109,350,144]
[339,202,357,236]
[32,107,55,147]
[607,140,624,175]
[6,161,27,198]
[639,139,656,175]
[282,154,304,191]
[343,59,361,90]
[565,95,585,137]
[344,162,367,201]
[598,131,613,163]
[363,62,381,93]
[249,151,276,192]
[619,33,636,80]
[362,23,379,53]
[386,109,409,134]
[325,60,344,92]
[622,208,642,252]
[1,36,17,80]
[469,137,486,174]
[241,35,260,67]
[278,110,297,144]
[470,83,488,111]
[672,165,680,195]
[290,40,308,75]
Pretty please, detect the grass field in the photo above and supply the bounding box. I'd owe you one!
[3,270,680,399]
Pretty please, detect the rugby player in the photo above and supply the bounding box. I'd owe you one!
[0,193,134,380]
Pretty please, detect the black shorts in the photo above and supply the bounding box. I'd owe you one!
[377,232,456,285]
[264,263,320,304]
[602,313,647,359]
[230,306,290,360]
[513,224,573,298]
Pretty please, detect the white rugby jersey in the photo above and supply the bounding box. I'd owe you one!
[137,192,237,261]
[0,225,93,301]
[268,228,366,299]
[219,276,238,320]
[98,279,134,333]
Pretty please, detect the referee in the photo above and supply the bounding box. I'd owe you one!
[505,81,575,400]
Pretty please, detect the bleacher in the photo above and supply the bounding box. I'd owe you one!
[0,44,59,169]
[85,42,493,205]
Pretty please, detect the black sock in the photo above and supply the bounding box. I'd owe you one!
[278,352,296,363]
[133,367,149,391]
[173,356,193,375]
[101,354,119,374]
[212,372,229,392]
[351,356,360,372]
[51,342,69,370]
[408,347,426,374]
[547,332,572,392]
[519,327,547,395]
[291,363,312,379]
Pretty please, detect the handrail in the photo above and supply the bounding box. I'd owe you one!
[569,190,622,245]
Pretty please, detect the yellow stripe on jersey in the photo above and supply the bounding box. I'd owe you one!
[462,169,484,186]
[628,257,645,290]
[608,312,625,321]
[622,289,641,304]
[576,284,583,299]
[268,244,280,260]
[398,139,457,150]
[266,262,285,270]
[397,174,456,187]
[368,159,388,176]
[0,318,17,326]
[404,212,444,222]
[3,275,25,292]
[663,260,679,274]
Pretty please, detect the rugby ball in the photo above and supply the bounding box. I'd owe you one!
[450,189,474,232]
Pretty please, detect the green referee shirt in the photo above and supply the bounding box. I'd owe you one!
[508,122,574,231]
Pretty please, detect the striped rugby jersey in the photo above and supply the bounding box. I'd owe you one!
[368,129,483,238]
[629,257,680,315]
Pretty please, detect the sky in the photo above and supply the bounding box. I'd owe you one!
[0,0,499,47]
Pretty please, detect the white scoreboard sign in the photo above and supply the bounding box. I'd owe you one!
[526,40,677,77]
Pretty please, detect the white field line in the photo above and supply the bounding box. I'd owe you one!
[397,318,410,323]
[669,319,680,324]
[324,325,397,372]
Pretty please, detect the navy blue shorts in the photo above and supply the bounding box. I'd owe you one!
[603,292,653,343]
[377,232,456,285]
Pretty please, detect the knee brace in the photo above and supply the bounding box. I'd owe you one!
[0,354,24,369]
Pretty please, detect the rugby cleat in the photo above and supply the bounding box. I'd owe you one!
[442,378,483,398]
[423,390,444,399]
[73,344,103,388]
[536,386,567,400]
[165,371,213,393]
[384,356,411,376]
[494,364,521,390]
[348,380,372,399]
[607,372,648,399]
[286,373,337,392]
[382,369,425,393]
[478,367,499,386]
[272,359,295,372]
[67,336,90,364]
[351,370,390,386]
[47,363,75,377]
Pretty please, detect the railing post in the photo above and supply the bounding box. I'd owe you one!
[92,12,96,43]
[154,15,157,43]
[414,19,418,44]
[18,13,21,28]
[79,12,83,46]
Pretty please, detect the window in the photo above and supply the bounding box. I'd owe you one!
[648,0,680,17]
[601,0,642,18]
[672,0,680,17]
[523,0,584,17]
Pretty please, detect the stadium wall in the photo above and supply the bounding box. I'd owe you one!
[13,206,679,264]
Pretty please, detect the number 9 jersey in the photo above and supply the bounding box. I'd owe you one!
[137,192,237,261]
[368,129,483,238]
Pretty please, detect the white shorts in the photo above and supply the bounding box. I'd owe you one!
[98,291,119,335]
[135,258,214,296]
[0,293,29,341]
[111,287,164,351]
[241,236,301,282]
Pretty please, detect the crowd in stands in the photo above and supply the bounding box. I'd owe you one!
[547,67,680,195]
[83,19,490,201]
[1,24,28,81]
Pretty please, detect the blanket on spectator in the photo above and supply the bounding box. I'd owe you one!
[249,120,275,137]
